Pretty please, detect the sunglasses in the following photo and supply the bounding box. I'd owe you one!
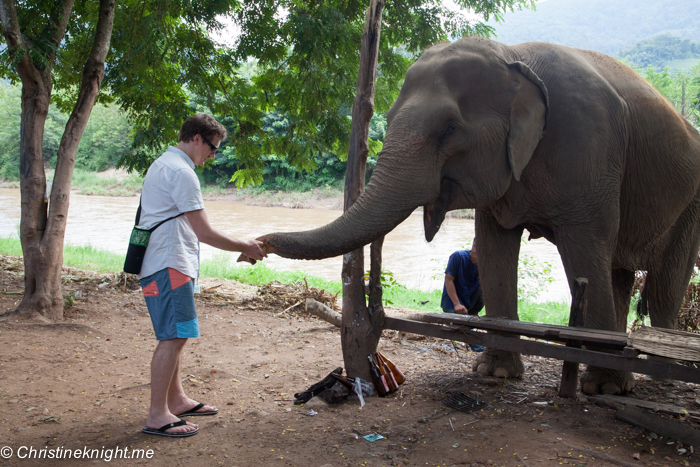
[201,135,220,154]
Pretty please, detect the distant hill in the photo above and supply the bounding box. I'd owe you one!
[618,34,700,71]
[487,0,700,57]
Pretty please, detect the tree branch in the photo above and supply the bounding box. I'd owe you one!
[0,0,39,86]
[48,0,115,237]
[47,0,75,63]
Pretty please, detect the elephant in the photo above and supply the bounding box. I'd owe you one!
[252,36,700,395]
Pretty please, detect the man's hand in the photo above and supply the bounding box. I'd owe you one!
[445,273,467,314]
[241,239,266,261]
[185,209,268,260]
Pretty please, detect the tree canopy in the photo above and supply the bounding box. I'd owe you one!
[0,0,534,187]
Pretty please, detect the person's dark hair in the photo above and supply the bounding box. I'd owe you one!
[179,113,227,143]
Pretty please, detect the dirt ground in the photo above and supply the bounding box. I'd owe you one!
[0,259,698,467]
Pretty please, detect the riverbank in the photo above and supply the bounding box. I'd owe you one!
[0,170,474,217]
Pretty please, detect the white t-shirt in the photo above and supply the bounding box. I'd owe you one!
[137,147,205,280]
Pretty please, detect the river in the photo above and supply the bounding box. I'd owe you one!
[0,188,570,302]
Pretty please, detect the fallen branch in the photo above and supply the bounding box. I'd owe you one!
[305,299,342,327]
[304,298,434,329]
[275,300,302,318]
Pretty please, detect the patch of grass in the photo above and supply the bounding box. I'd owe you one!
[0,179,20,188]
[200,184,228,196]
[0,236,575,323]
[666,58,700,73]
[199,253,341,293]
[0,236,23,255]
[62,244,126,273]
[0,236,124,273]
[71,170,143,196]
[518,300,570,326]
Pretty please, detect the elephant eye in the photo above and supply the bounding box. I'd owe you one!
[442,123,456,137]
[438,123,456,149]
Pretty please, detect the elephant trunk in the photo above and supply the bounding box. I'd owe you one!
[255,150,434,261]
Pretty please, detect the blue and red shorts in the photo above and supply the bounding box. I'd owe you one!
[140,268,199,341]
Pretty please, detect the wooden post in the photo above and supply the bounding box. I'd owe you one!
[559,277,588,398]
[368,237,385,316]
[340,0,385,381]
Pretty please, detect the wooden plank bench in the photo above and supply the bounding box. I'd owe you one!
[382,278,700,394]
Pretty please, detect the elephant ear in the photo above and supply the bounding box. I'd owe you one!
[506,61,549,182]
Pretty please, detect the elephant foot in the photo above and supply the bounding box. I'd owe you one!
[472,349,524,378]
[580,366,634,395]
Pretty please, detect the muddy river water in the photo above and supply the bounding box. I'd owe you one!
[0,188,570,302]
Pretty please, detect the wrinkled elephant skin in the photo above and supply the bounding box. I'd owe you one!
[257,37,700,395]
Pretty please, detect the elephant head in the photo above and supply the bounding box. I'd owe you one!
[254,38,549,260]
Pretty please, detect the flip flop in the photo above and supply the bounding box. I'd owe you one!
[176,402,219,417]
[142,419,198,437]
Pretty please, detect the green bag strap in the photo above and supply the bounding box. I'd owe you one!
[135,196,184,233]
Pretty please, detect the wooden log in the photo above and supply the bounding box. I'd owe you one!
[305,299,342,328]
[616,405,700,448]
[560,277,588,398]
[598,394,700,418]
[383,317,700,384]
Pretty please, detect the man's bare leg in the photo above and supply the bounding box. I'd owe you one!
[145,338,198,434]
[166,351,217,415]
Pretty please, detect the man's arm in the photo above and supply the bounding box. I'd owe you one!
[185,209,266,261]
[444,273,468,314]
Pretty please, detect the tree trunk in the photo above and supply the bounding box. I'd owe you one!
[0,0,116,320]
[18,82,58,321]
[341,0,385,381]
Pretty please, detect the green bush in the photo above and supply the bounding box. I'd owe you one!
[0,83,132,181]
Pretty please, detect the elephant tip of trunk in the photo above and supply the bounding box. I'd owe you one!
[236,236,277,265]
[423,203,444,243]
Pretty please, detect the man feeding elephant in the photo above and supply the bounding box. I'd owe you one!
[247,36,700,396]
[137,114,266,437]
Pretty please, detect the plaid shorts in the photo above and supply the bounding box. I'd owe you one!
[140,268,199,340]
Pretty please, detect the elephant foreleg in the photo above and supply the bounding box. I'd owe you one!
[472,209,524,378]
[579,268,636,395]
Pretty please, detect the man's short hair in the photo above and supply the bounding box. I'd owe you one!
[179,114,227,143]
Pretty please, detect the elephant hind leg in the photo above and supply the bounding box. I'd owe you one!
[581,367,634,395]
[646,202,700,330]
[612,268,636,332]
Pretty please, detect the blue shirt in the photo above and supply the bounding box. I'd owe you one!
[441,250,480,311]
